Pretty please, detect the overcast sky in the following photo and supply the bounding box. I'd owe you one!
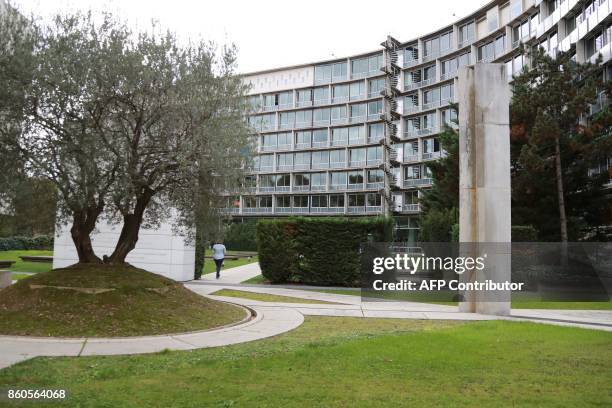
[12,0,485,73]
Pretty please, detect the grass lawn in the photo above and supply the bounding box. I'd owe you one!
[0,317,610,407]
[0,250,53,273]
[312,288,612,310]
[211,289,342,304]
[0,264,247,337]
[242,273,268,284]
[202,252,258,274]
[9,273,34,281]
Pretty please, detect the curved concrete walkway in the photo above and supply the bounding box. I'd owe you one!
[0,304,304,370]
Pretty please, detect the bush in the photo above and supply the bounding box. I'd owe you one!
[0,235,54,251]
[224,221,257,251]
[419,208,458,242]
[511,225,538,242]
[257,217,392,286]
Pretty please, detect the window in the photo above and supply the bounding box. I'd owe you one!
[348,171,364,186]
[494,35,505,57]
[276,196,291,208]
[276,174,291,188]
[349,125,365,144]
[350,148,366,166]
[424,88,440,105]
[332,61,348,81]
[329,149,346,166]
[331,105,348,123]
[277,153,293,169]
[313,108,331,125]
[367,146,383,164]
[351,57,369,76]
[279,111,295,129]
[350,103,367,120]
[329,194,344,208]
[367,193,381,207]
[295,131,311,148]
[403,141,418,157]
[367,100,383,118]
[297,89,312,106]
[442,109,457,126]
[331,172,347,187]
[423,112,437,129]
[259,154,274,170]
[293,195,309,208]
[313,87,329,105]
[333,84,349,102]
[259,196,273,208]
[367,169,384,184]
[510,0,522,19]
[262,134,277,150]
[404,45,418,62]
[440,83,454,102]
[312,129,328,147]
[314,64,332,83]
[260,174,275,188]
[278,91,293,108]
[277,132,292,148]
[440,31,453,52]
[368,123,384,143]
[423,138,440,153]
[312,150,330,168]
[350,81,365,100]
[459,21,475,45]
[405,118,420,134]
[404,165,421,179]
[368,54,383,72]
[348,194,365,207]
[311,173,326,188]
[458,52,471,67]
[565,15,576,34]
[368,78,385,97]
[294,173,310,187]
[423,65,436,81]
[332,128,348,146]
[424,37,439,57]
[294,152,311,169]
[263,94,276,109]
[311,195,328,208]
[487,9,498,32]
[441,57,458,76]
[295,110,312,127]
[248,95,261,111]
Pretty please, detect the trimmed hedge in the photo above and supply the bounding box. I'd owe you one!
[257,217,392,286]
[511,225,538,242]
[0,235,54,251]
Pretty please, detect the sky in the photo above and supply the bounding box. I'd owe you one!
[12,0,485,74]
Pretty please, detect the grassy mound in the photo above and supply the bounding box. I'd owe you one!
[0,264,247,337]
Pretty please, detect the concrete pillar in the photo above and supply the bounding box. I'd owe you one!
[457,63,511,316]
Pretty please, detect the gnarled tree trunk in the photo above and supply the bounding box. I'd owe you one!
[107,188,154,264]
[70,206,103,263]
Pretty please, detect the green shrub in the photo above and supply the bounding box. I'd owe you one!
[0,235,54,251]
[511,225,538,242]
[257,217,392,286]
[224,221,257,251]
[419,208,458,242]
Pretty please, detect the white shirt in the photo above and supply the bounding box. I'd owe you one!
[212,244,226,260]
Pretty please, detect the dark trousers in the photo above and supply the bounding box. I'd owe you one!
[214,259,224,276]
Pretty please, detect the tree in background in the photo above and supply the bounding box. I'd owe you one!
[511,47,611,241]
[419,120,460,242]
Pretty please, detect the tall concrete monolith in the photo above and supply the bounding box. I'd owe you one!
[457,64,511,316]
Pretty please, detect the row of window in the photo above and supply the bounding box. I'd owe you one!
[253,146,384,170]
[586,22,612,59]
[405,83,455,108]
[241,194,382,209]
[248,101,384,131]
[404,21,475,64]
[260,123,385,150]
[314,54,383,83]
[250,169,385,189]
[249,78,385,111]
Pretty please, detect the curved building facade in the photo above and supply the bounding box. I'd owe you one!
[230,0,611,242]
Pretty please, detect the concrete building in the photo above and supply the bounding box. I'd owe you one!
[228,0,611,243]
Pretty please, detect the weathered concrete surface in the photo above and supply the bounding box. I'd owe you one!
[0,270,11,289]
[457,64,511,316]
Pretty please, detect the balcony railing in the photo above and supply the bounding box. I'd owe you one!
[403,154,419,163]
[422,151,442,160]
[294,163,310,170]
[243,207,273,214]
[295,142,310,149]
[312,162,330,169]
[311,185,327,191]
[312,141,329,148]
[275,186,291,192]
[258,165,274,172]
[311,207,344,214]
[347,183,364,190]
[403,178,433,187]
[349,115,367,124]
[329,161,347,169]
[402,204,421,213]
[366,182,384,190]
[329,184,347,191]
[349,160,366,168]
[404,78,435,92]
[296,100,313,108]
[293,185,310,192]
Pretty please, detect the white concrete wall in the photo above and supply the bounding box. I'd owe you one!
[244,66,314,94]
[53,218,195,282]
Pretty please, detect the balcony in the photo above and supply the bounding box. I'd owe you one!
[312,162,330,170]
[311,207,344,214]
[243,207,273,214]
[277,143,292,151]
[329,161,347,169]
[403,58,420,69]
[259,186,275,193]
[347,183,364,190]
[349,160,366,168]
[295,142,311,149]
[347,206,383,214]
[403,105,420,115]
[312,141,329,148]
[258,165,274,173]
[311,185,327,192]
[329,184,347,191]
[277,164,293,171]
[366,182,384,190]
[417,127,439,137]
[404,78,434,92]
[349,115,367,124]
[293,185,310,192]
[439,71,456,81]
[296,100,313,108]
[402,204,421,213]
[332,96,349,104]
[422,100,441,111]
[403,154,419,163]
[293,163,310,170]
[403,178,433,188]
[275,186,291,192]
[422,151,442,160]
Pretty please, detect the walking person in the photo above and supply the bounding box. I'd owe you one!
[212,240,226,279]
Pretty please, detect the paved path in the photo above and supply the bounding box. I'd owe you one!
[1,262,611,371]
